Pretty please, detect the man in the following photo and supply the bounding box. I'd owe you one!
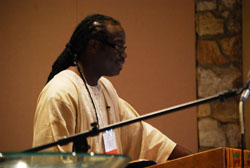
[33,14,191,163]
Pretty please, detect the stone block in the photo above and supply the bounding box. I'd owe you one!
[197,0,216,11]
[196,12,224,36]
[218,35,241,62]
[197,40,228,65]
[212,100,239,122]
[227,17,241,33]
[198,103,211,118]
[198,118,226,147]
[222,0,236,9]
[197,65,241,97]
[224,123,240,147]
[222,11,230,18]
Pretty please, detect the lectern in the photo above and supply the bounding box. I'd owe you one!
[149,147,250,168]
[0,152,130,168]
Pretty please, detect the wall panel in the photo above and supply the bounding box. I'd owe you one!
[0,0,197,153]
[0,0,76,151]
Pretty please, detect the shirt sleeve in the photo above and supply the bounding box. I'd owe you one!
[33,87,77,152]
[119,98,176,163]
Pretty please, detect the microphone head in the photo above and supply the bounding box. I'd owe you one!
[246,70,250,88]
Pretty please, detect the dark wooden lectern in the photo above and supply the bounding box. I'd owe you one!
[149,147,250,168]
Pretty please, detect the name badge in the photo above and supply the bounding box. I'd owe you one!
[103,129,118,154]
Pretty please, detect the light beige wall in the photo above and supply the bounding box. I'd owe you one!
[243,0,250,149]
[0,0,197,152]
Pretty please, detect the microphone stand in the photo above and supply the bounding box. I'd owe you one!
[21,89,240,153]
[239,88,250,168]
[239,101,245,168]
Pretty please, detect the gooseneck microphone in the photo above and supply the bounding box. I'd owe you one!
[239,71,250,168]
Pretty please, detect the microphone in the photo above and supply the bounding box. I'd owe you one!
[239,71,250,168]
[240,71,250,102]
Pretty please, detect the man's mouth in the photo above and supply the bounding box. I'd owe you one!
[116,58,125,65]
[115,59,125,69]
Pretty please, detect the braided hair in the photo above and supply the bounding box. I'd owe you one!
[47,14,120,82]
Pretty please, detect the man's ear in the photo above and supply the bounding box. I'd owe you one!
[88,39,102,54]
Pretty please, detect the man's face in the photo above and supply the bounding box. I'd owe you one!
[92,23,127,77]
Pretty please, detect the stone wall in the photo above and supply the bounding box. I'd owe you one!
[196,0,242,151]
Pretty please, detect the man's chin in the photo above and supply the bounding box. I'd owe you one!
[105,70,121,77]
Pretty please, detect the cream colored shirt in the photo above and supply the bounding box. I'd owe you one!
[33,70,176,163]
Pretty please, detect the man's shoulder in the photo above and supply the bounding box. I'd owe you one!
[41,70,80,99]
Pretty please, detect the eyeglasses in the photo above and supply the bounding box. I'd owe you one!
[99,39,127,54]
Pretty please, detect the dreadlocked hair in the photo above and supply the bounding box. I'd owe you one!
[47,14,120,83]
